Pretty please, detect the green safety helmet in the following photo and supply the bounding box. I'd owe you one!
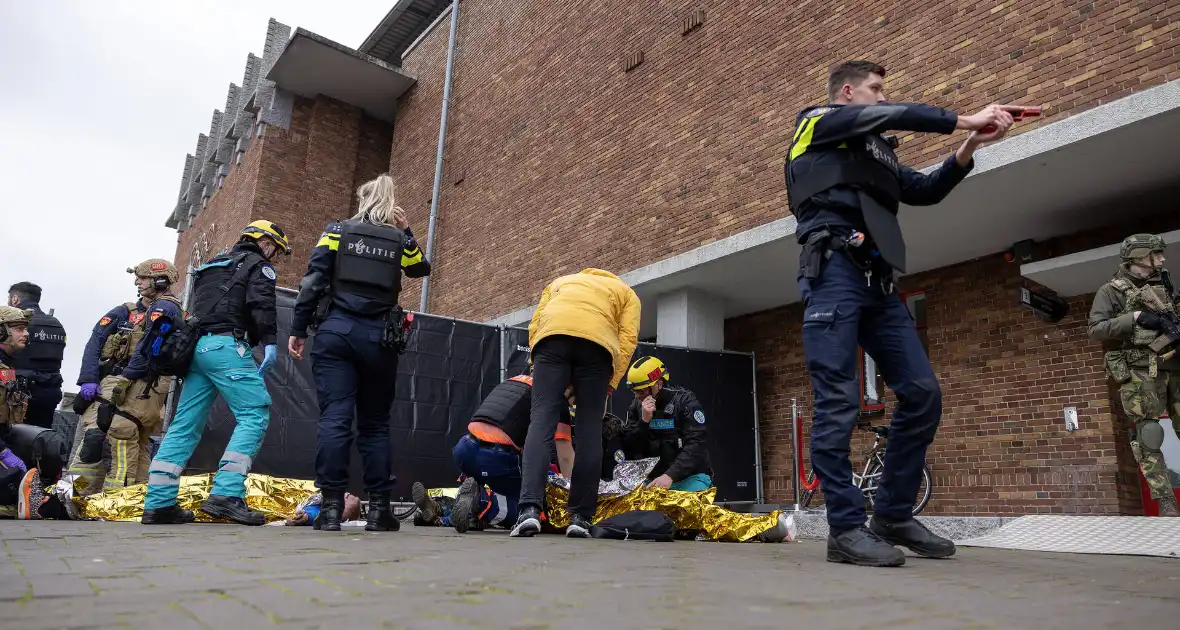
[1120,234,1165,261]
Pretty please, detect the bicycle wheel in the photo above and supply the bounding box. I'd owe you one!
[861,461,932,516]
[912,464,932,516]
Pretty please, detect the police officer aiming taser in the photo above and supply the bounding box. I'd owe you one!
[785,60,1019,567]
[289,173,431,532]
[7,283,66,429]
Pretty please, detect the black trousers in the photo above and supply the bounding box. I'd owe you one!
[518,334,614,519]
[311,312,400,494]
[25,383,63,429]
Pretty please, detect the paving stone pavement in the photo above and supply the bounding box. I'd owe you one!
[1,519,1177,629]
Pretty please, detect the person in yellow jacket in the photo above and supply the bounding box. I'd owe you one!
[511,268,641,538]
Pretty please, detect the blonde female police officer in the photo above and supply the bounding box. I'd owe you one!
[142,221,289,526]
[288,174,430,532]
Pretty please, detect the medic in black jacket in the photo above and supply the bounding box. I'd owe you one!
[784,60,1019,568]
[288,174,430,534]
[187,243,280,349]
[620,356,712,492]
[6,282,66,429]
[141,222,288,527]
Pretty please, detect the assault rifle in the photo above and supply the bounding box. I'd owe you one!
[1140,269,1180,361]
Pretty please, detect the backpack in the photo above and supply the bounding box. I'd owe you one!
[589,510,676,542]
[152,253,253,377]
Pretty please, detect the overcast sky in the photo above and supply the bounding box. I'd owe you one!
[0,0,393,392]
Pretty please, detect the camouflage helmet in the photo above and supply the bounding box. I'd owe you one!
[1120,234,1165,261]
[0,306,33,328]
[126,259,179,285]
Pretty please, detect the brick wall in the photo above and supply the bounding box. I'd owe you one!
[725,209,1180,516]
[174,121,265,292]
[391,0,1180,321]
[177,96,395,291]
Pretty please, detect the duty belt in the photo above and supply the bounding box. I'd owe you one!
[800,227,896,294]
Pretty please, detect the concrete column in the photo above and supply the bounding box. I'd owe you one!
[656,288,725,350]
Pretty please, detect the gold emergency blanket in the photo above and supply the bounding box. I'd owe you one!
[73,473,317,523]
[543,483,781,542]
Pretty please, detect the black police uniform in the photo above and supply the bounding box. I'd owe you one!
[10,304,66,429]
[620,386,711,486]
[291,219,430,525]
[785,102,971,534]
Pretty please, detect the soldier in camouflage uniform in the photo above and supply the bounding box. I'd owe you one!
[1088,233,1180,517]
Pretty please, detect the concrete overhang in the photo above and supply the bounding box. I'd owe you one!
[488,78,1180,338]
[264,28,417,123]
[1021,229,1180,298]
[358,0,450,64]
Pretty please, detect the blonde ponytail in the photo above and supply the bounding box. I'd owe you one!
[352,173,402,226]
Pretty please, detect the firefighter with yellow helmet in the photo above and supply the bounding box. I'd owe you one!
[142,220,288,526]
[67,259,182,496]
[620,356,713,491]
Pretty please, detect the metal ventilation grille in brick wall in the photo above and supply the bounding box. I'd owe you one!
[624,51,644,72]
[682,9,705,35]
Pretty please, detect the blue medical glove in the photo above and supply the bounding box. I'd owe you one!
[258,344,277,374]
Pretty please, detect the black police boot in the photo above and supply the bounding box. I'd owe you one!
[565,514,592,538]
[450,477,481,534]
[201,494,266,526]
[365,491,400,532]
[411,481,442,525]
[827,526,906,567]
[868,515,956,558]
[314,489,344,531]
[510,505,543,538]
[141,504,196,525]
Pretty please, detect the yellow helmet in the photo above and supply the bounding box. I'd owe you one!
[626,356,669,390]
[241,220,290,255]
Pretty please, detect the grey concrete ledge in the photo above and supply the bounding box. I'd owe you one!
[789,510,1017,541]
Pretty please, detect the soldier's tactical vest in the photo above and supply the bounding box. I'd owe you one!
[99,296,183,371]
[100,303,148,369]
[18,311,67,374]
[0,362,29,426]
[332,220,406,306]
[1104,276,1177,380]
[472,375,533,445]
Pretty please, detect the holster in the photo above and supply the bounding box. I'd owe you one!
[800,229,834,280]
[94,396,143,433]
[312,295,331,328]
[381,308,412,354]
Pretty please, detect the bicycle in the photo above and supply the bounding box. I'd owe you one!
[798,424,932,516]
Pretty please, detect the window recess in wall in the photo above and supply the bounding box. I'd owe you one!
[624,51,644,72]
[860,291,927,415]
[682,9,705,35]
